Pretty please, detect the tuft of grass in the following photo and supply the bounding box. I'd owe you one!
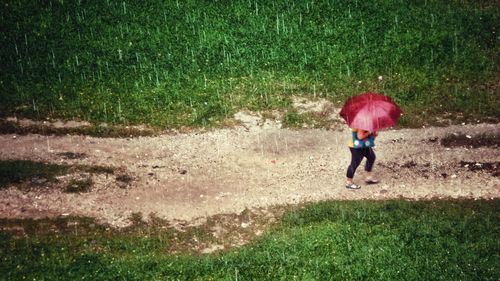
[128,212,145,227]
[0,200,498,280]
[282,104,339,129]
[282,110,306,128]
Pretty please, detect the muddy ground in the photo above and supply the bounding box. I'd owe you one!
[0,111,499,230]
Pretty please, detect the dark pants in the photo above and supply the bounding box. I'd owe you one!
[346,147,376,179]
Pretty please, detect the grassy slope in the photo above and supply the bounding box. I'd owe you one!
[1,0,498,127]
[1,200,498,280]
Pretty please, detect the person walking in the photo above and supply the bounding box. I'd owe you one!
[345,128,379,189]
[339,92,402,189]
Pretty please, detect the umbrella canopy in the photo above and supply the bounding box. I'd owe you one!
[339,92,401,132]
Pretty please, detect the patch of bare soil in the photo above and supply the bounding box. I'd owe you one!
[0,112,499,231]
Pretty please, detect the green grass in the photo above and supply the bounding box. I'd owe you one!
[0,200,498,280]
[1,0,498,128]
[0,119,158,138]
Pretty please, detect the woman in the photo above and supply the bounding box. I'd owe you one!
[345,128,379,189]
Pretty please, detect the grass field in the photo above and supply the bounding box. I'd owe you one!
[1,0,499,128]
[0,200,498,280]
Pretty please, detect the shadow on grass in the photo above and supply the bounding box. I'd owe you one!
[0,199,498,280]
[0,160,115,192]
[0,160,68,188]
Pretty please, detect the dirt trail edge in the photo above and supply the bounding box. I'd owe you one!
[1,122,499,227]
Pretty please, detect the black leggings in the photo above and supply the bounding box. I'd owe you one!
[346,147,376,179]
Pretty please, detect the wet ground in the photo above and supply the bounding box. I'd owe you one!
[0,117,498,228]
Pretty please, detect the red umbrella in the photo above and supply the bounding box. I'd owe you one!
[339,92,402,132]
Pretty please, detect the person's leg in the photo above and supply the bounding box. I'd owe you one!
[346,148,363,187]
[364,147,378,183]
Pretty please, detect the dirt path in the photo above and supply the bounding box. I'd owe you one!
[0,119,499,227]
